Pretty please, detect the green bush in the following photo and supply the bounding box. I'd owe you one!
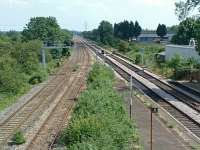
[87,63,114,84]
[118,40,129,53]
[135,53,142,64]
[12,130,26,145]
[50,48,62,59]
[62,48,70,57]
[59,63,139,149]
[29,75,42,85]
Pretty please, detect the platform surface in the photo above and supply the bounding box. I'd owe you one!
[114,79,188,150]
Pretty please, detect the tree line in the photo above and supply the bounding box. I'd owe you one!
[114,21,142,40]
[82,20,142,46]
[82,20,171,46]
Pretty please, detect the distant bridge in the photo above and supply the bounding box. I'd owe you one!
[41,43,72,67]
[42,44,72,49]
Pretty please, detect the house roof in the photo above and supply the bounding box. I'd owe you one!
[138,33,174,38]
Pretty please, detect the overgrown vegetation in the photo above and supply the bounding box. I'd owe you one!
[0,17,73,111]
[58,63,140,150]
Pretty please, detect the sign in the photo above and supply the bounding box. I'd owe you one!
[151,107,158,113]
[140,48,145,53]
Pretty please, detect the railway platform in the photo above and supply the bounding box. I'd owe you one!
[115,79,188,150]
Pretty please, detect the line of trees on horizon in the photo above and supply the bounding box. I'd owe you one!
[114,21,142,40]
[82,20,142,46]
[82,20,174,46]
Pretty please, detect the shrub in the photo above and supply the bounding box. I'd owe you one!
[12,130,26,145]
[29,75,42,85]
[50,48,62,59]
[87,63,114,84]
[62,48,70,56]
[135,53,142,64]
[118,40,129,53]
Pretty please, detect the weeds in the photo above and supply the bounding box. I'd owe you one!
[12,130,26,145]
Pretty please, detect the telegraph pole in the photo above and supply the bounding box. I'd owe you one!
[41,48,46,68]
[130,75,133,119]
[150,107,158,150]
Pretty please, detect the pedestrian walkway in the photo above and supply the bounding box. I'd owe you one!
[114,79,189,150]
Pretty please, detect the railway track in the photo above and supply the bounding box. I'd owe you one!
[108,54,200,112]
[168,81,200,99]
[107,49,200,100]
[28,43,91,150]
[82,40,200,139]
[85,41,200,110]
[0,40,90,149]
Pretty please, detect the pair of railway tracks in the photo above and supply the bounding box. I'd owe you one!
[28,43,91,150]
[83,40,200,140]
[0,40,91,149]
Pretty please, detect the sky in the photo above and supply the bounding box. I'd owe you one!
[0,0,180,31]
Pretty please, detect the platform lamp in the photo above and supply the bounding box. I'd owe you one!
[150,107,158,150]
[130,75,133,119]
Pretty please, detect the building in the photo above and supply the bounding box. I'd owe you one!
[157,44,200,62]
[137,33,174,43]
[165,45,200,60]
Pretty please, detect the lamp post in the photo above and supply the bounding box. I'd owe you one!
[102,49,105,65]
[130,75,133,119]
[150,107,158,150]
[140,48,145,71]
[41,48,46,68]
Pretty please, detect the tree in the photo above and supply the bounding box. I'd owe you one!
[98,21,113,45]
[156,24,167,39]
[175,0,200,20]
[122,20,130,40]
[60,29,73,46]
[114,23,118,37]
[114,21,129,40]
[6,31,21,41]
[171,18,197,45]
[167,25,179,34]
[129,21,135,40]
[134,21,142,39]
[12,40,42,75]
[22,17,61,44]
